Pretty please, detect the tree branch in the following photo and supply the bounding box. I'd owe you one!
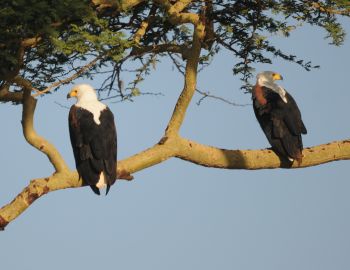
[1,134,349,230]
[22,89,70,173]
[0,83,23,103]
[195,88,250,107]
[175,137,350,169]
[155,0,192,13]
[118,139,176,174]
[165,23,205,136]
[0,171,78,231]
[21,36,42,48]
[311,2,350,15]
[155,0,199,25]
[133,4,157,44]
[130,44,189,59]
[32,56,101,97]
[92,0,145,12]
[0,138,177,230]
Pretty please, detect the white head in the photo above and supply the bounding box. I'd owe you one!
[256,71,288,103]
[67,84,106,124]
[67,84,98,103]
[256,71,283,84]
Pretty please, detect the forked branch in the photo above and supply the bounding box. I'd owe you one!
[165,24,205,135]
[1,134,349,230]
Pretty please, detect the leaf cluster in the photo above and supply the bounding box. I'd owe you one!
[0,0,92,80]
[0,0,349,100]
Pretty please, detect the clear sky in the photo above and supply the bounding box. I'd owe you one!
[0,19,349,270]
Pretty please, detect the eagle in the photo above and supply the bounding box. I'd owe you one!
[252,71,307,164]
[67,84,117,195]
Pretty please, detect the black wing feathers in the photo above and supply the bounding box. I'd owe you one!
[69,106,117,195]
[253,87,306,163]
[278,93,307,136]
[98,108,117,184]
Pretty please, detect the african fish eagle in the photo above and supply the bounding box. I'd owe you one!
[252,71,307,164]
[67,84,117,195]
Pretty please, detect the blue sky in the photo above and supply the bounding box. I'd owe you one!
[0,19,349,270]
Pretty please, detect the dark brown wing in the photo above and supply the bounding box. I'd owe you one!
[68,105,117,195]
[253,86,306,163]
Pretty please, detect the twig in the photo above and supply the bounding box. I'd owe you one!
[54,101,70,110]
[32,56,101,97]
[195,89,251,107]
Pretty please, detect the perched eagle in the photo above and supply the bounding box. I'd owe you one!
[252,71,307,164]
[67,84,117,195]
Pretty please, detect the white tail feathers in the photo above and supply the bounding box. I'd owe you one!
[96,171,107,189]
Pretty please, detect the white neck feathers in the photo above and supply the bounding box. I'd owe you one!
[71,84,108,124]
[76,100,106,125]
[257,79,288,103]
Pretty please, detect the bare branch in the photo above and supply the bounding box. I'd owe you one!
[175,137,350,169]
[2,134,349,230]
[130,44,189,59]
[195,89,251,107]
[0,139,175,230]
[22,89,70,173]
[165,23,205,136]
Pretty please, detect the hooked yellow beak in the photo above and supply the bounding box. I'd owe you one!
[67,88,78,99]
[272,73,283,81]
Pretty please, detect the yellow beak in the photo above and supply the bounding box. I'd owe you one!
[67,89,78,99]
[272,73,283,81]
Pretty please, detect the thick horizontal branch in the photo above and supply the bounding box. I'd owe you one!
[155,0,199,25]
[2,135,349,230]
[130,44,190,58]
[118,142,175,173]
[0,139,176,230]
[92,0,145,12]
[175,138,350,169]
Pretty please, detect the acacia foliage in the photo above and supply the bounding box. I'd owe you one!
[0,0,349,99]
